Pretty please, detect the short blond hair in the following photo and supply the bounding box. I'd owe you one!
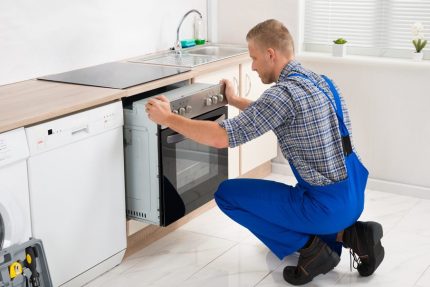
[246,19,294,56]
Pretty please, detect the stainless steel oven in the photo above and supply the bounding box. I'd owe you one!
[123,83,228,226]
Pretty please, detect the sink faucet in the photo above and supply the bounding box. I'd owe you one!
[174,9,203,55]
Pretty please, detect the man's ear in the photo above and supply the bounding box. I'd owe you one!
[267,48,276,61]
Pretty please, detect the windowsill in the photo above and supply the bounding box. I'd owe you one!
[297,52,430,68]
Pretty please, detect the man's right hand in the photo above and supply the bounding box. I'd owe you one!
[220,79,253,111]
[220,79,239,107]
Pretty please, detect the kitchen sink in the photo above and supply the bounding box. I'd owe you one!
[188,46,248,57]
[130,44,248,68]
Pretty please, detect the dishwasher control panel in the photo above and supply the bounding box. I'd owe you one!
[25,102,123,155]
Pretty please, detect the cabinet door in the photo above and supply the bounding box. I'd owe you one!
[193,66,240,179]
[239,61,278,175]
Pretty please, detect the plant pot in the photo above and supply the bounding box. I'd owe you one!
[333,44,346,57]
[332,44,347,57]
[412,52,424,61]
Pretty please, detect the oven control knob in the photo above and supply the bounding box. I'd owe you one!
[179,107,186,115]
[185,105,192,113]
[172,109,178,114]
[205,98,212,106]
[217,94,224,102]
[211,96,218,104]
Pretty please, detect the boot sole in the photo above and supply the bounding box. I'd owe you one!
[357,221,384,277]
[283,249,340,285]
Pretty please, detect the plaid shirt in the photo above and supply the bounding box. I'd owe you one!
[219,60,354,186]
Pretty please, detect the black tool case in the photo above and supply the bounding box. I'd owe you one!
[0,238,52,287]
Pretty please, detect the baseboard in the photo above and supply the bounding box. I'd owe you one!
[366,178,430,200]
[271,162,430,199]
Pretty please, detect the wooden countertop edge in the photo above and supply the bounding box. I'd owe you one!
[7,94,124,131]
[0,54,250,133]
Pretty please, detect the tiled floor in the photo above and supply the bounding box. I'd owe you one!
[86,174,430,287]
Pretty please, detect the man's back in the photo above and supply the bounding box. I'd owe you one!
[272,60,353,185]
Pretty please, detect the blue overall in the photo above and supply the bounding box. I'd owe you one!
[215,74,369,259]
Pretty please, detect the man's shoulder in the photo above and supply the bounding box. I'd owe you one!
[262,83,291,100]
[273,76,309,97]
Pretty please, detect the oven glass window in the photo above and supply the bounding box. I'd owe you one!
[176,140,217,191]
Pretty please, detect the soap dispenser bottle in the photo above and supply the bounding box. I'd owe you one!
[194,17,206,45]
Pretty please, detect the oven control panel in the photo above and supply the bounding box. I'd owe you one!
[168,83,227,119]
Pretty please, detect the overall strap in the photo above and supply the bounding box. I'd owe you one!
[288,73,352,156]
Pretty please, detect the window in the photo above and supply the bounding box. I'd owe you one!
[304,0,430,59]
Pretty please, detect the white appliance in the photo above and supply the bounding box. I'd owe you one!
[25,101,126,287]
[0,128,32,250]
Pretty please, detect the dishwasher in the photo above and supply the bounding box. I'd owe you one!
[25,101,126,287]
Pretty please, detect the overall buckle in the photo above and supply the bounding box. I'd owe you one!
[342,136,353,156]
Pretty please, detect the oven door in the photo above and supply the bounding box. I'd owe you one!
[159,106,228,226]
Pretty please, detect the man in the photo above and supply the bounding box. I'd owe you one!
[145,19,384,285]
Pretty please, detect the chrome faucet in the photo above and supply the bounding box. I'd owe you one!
[174,9,203,54]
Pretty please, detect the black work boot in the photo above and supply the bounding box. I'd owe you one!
[343,221,385,277]
[283,236,340,285]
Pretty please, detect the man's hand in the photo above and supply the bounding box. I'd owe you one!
[145,95,172,126]
[220,79,240,106]
[220,79,253,111]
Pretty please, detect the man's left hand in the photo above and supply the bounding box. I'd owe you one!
[145,95,172,126]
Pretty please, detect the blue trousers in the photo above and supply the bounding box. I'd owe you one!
[214,178,361,260]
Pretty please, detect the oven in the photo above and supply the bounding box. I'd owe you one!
[124,83,228,226]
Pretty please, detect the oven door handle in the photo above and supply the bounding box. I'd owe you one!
[166,133,187,144]
[166,114,226,144]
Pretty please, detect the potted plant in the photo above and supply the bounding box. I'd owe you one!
[333,38,347,57]
[412,22,427,61]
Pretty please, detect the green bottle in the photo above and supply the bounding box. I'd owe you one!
[194,17,206,45]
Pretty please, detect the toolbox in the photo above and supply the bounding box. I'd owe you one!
[0,238,52,287]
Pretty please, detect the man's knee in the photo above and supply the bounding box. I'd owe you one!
[214,180,229,201]
[214,179,237,209]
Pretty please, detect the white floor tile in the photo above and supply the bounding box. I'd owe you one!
[358,189,420,235]
[415,265,430,287]
[179,243,283,287]
[86,173,430,287]
[179,206,254,243]
[85,229,236,287]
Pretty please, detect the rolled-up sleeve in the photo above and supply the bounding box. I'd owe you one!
[219,86,295,148]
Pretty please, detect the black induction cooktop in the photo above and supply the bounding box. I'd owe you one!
[38,62,191,89]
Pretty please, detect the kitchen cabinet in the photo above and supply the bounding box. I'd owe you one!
[193,66,240,179]
[239,61,277,175]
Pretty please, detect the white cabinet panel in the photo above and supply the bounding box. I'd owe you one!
[239,61,278,175]
[193,66,240,179]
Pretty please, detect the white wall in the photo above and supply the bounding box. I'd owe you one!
[0,0,206,85]
[213,0,301,52]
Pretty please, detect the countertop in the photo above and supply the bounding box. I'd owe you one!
[0,53,249,133]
